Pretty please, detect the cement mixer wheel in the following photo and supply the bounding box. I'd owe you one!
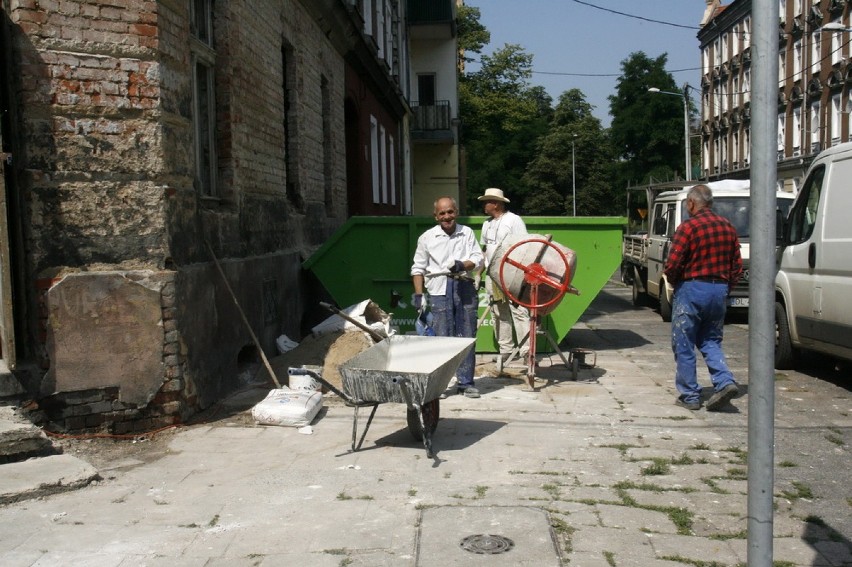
[499,238,572,310]
[407,398,440,441]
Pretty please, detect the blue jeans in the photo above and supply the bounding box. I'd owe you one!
[671,280,736,404]
[430,279,478,388]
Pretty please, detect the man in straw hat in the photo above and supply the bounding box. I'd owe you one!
[478,188,530,366]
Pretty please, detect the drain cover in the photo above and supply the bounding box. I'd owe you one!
[459,534,515,555]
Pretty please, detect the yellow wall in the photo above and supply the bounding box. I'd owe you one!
[411,144,460,215]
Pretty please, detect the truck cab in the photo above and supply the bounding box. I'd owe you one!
[624,180,794,321]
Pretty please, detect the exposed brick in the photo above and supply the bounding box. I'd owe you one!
[161,379,183,392]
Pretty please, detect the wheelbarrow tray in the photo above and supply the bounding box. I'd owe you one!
[338,335,476,404]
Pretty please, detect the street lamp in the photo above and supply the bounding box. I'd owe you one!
[571,134,577,216]
[820,22,852,32]
[648,83,691,181]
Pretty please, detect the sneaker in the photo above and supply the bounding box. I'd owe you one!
[458,387,481,398]
[675,398,701,411]
[706,383,739,411]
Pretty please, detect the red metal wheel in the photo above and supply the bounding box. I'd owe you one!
[498,237,572,310]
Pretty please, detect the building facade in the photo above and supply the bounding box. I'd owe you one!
[699,0,852,192]
[0,0,420,431]
[407,0,460,215]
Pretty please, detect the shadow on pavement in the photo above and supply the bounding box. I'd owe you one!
[561,327,651,351]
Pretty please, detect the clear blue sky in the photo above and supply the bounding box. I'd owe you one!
[468,0,710,127]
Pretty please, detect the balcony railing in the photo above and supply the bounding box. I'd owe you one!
[407,0,454,24]
[411,100,451,132]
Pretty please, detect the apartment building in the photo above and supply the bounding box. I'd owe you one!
[698,0,851,192]
[407,0,461,214]
[0,0,423,431]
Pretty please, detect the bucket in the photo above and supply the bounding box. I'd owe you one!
[289,366,322,392]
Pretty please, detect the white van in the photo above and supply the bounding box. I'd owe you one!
[775,142,852,368]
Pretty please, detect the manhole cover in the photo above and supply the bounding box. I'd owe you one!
[459,534,515,555]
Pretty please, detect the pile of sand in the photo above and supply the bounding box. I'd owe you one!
[261,330,375,393]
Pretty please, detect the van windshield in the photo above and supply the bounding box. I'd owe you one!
[681,196,795,238]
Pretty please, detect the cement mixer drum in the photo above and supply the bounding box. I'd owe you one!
[487,234,577,316]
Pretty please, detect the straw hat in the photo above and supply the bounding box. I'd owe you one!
[477,187,510,203]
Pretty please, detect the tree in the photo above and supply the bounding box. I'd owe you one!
[608,52,690,188]
[522,90,617,216]
[459,42,551,213]
[457,5,490,67]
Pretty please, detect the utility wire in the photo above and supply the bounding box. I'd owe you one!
[569,0,700,31]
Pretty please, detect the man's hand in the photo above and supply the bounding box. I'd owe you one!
[448,260,465,273]
[414,294,423,311]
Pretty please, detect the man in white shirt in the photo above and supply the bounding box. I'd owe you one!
[478,188,530,365]
[411,197,484,398]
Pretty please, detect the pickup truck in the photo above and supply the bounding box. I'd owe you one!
[622,180,795,321]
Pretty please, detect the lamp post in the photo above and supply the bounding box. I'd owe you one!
[571,134,577,216]
[648,83,691,181]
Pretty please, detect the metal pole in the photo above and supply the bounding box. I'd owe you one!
[572,139,576,216]
[748,0,778,565]
[683,83,692,181]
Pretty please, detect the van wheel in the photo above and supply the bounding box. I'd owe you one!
[775,301,796,369]
[659,284,672,322]
[632,278,647,307]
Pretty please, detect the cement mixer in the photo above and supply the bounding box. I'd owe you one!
[487,233,579,387]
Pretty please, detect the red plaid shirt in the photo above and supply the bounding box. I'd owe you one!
[664,207,743,287]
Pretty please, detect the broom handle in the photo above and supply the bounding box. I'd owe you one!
[206,242,282,389]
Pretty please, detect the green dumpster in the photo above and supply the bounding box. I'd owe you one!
[303,216,626,352]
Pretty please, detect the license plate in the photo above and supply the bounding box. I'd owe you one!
[729,297,749,307]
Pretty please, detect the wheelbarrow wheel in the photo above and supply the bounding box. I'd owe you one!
[407,398,440,441]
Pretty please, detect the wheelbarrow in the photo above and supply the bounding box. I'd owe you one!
[288,334,475,458]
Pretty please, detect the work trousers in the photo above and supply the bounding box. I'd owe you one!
[671,280,736,404]
[430,278,478,388]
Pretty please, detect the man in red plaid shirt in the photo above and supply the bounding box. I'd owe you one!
[664,184,743,411]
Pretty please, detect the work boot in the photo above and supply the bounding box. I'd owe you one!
[457,386,480,398]
[706,383,739,411]
[675,398,701,411]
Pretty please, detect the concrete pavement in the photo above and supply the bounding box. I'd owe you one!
[0,281,850,567]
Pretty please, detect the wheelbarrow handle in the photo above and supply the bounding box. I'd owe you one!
[319,302,386,343]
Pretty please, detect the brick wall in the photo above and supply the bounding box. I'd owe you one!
[7,0,361,432]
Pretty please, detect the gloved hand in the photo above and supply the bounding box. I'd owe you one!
[449,260,465,273]
[413,294,423,311]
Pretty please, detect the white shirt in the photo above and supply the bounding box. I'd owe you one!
[480,211,527,267]
[411,224,483,296]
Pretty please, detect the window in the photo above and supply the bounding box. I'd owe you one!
[364,0,373,36]
[377,0,385,59]
[778,51,786,84]
[794,40,803,80]
[792,107,801,154]
[788,164,824,243]
[831,94,841,144]
[778,113,786,152]
[732,25,740,56]
[321,76,333,213]
[831,20,843,65]
[810,101,820,151]
[744,17,752,49]
[417,74,436,106]
[191,0,217,197]
[811,31,821,75]
[379,124,387,203]
[282,43,301,209]
[744,70,751,104]
[370,115,380,203]
[388,135,396,206]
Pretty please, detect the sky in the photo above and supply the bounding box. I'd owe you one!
[468,0,711,127]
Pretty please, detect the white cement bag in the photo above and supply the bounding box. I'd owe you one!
[251,388,323,427]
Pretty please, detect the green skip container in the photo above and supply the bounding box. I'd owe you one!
[303,216,626,352]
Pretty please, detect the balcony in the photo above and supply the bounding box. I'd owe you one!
[411,100,455,143]
[408,0,455,39]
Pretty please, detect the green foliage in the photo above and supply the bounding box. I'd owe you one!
[458,6,690,216]
[460,42,551,213]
